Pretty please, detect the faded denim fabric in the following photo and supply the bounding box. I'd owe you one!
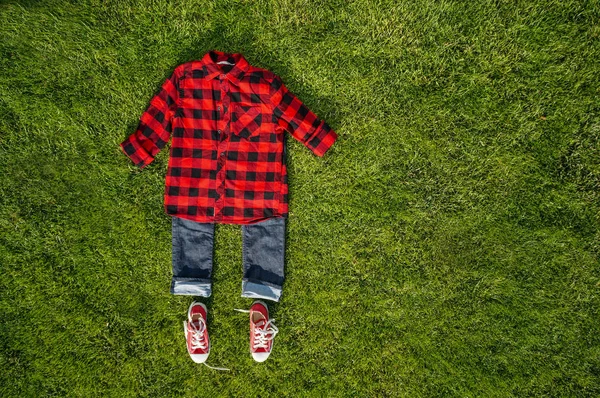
[241,216,285,301]
[171,215,285,302]
[171,217,214,297]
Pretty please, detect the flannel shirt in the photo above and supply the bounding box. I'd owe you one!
[120,50,338,224]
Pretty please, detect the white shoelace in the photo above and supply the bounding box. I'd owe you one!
[234,309,279,349]
[185,319,230,371]
[252,319,279,349]
[187,319,207,350]
[203,363,230,371]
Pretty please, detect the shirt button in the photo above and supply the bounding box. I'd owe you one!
[217,106,221,111]
[217,129,221,134]
[220,151,225,157]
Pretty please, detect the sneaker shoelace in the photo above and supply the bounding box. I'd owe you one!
[234,308,279,349]
[187,318,207,350]
[186,318,230,371]
[252,319,279,350]
[203,363,230,371]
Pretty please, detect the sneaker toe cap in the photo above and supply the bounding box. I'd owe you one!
[252,352,270,362]
[190,353,209,363]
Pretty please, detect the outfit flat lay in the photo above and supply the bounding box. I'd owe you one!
[120,49,337,365]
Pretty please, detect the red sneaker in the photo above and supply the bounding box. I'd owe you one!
[183,302,210,363]
[248,300,279,362]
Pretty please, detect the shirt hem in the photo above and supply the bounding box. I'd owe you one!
[167,211,288,225]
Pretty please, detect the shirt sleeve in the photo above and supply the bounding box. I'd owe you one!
[270,75,338,157]
[119,67,180,169]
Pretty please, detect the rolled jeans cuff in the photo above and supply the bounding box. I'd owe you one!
[241,279,282,302]
[171,277,212,297]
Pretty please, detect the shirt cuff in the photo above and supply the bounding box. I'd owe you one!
[120,138,153,169]
[308,123,338,157]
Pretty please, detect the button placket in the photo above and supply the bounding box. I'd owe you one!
[214,77,230,218]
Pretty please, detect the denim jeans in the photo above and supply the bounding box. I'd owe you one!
[170,215,285,302]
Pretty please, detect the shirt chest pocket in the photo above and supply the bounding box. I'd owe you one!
[231,104,267,139]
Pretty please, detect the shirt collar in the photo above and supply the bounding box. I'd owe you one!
[201,50,249,82]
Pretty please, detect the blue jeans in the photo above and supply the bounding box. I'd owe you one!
[170,216,286,302]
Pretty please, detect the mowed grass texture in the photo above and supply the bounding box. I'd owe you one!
[1,0,599,396]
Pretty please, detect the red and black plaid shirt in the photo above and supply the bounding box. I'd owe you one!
[120,50,337,224]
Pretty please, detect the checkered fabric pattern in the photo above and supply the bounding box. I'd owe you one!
[120,50,338,224]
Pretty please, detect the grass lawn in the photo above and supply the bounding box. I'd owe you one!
[1,0,599,396]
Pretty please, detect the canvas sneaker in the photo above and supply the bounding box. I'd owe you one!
[236,300,279,362]
[183,301,210,364]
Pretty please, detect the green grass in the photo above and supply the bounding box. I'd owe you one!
[1,0,599,396]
